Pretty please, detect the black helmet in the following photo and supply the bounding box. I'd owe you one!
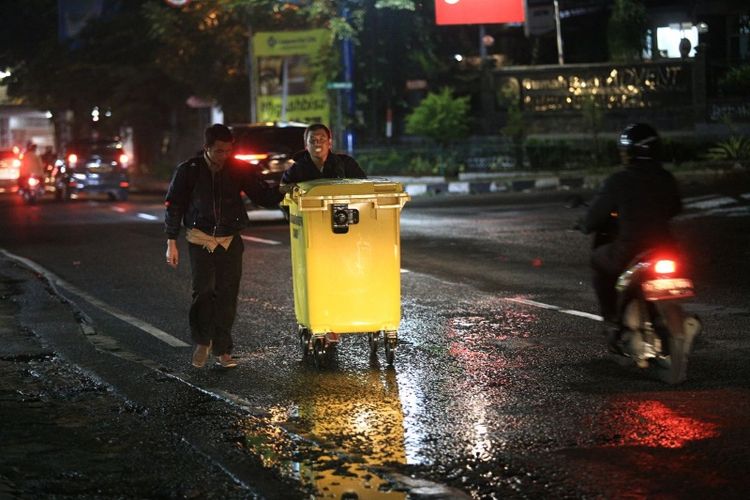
[618,123,661,162]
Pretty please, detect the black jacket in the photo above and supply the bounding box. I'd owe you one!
[164,155,283,239]
[583,160,682,257]
[280,150,366,185]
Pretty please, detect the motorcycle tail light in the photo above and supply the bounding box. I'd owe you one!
[234,153,268,165]
[27,177,40,187]
[68,153,78,165]
[119,181,129,188]
[654,259,676,274]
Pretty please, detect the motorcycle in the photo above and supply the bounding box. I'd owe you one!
[568,195,702,384]
[18,175,45,205]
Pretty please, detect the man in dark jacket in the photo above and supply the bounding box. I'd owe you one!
[279,123,366,194]
[278,123,365,344]
[164,124,283,368]
[582,123,682,326]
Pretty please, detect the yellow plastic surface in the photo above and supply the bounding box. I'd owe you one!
[283,178,410,334]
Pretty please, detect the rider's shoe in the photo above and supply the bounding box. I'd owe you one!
[602,323,626,355]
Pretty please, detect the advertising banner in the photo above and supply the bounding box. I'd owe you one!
[435,0,525,25]
[253,29,330,124]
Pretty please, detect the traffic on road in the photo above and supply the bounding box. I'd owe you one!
[1,184,749,498]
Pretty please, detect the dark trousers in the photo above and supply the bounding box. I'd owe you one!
[188,236,244,355]
[590,243,626,323]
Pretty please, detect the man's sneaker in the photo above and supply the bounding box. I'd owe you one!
[191,343,212,368]
[216,354,238,368]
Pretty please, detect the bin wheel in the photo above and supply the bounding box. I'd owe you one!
[298,326,311,357]
[385,337,397,366]
[313,337,326,369]
[368,332,380,359]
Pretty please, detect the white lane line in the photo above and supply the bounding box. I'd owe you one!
[241,235,281,245]
[684,196,737,210]
[505,297,603,322]
[137,213,159,221]
[0,249,190,348]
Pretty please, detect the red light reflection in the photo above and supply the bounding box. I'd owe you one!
[609,400,719,449]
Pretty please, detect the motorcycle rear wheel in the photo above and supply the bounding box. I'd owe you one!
[655,301,696,385]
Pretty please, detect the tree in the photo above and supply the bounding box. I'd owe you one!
[607,0,648,62]
[499,81,526,169]
[582,96,604,165]
[404,87,470,176]
[405,88,470,148]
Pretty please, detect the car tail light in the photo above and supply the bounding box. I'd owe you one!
[119,181,129,188]
[234,153,268,164]
[68,153,78,165]
[119,153,129,165]
[654,259,676,275]
[27,177,40,187]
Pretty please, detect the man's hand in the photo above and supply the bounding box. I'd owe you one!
[166,239,179,268]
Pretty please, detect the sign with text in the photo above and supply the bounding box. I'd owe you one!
[253,29,330,124]
[435,0,525,26]
[497,62,693,113]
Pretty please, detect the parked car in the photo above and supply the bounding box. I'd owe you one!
[51,138,130,201]
[230,121,307,191]
[0,149,21,193]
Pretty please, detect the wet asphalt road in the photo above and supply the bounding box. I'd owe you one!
[1,185,750,499]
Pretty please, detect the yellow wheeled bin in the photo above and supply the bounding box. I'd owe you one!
[282,178,410,366]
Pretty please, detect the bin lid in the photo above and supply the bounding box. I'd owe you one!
[292,178,408,198]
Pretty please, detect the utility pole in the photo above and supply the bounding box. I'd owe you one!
[554,0,565,64]
[247,20,257,123]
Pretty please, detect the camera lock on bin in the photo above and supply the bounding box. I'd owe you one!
[331,203,359,234]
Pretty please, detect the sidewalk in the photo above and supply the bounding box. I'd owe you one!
[0,260,266,498]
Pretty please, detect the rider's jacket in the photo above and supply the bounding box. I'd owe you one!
[164,155,282,239]
[583,159,682,259]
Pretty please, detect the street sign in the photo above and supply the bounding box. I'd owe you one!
[327,82,353,90]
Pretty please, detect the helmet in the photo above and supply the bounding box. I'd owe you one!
[618,123,661,162]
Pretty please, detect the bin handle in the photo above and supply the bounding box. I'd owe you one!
[296,193,410,212]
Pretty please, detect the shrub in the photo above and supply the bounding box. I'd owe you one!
[706,136,750,166]
[525,139,572,170]
[718,65,750,97]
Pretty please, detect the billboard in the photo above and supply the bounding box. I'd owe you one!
[435,0,525,25]
[253,30,330,124]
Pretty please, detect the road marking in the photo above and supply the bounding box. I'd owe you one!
[684,196,737,210]
[505,297,603,321]
[137,213,159,221]
[0,249,190,347]
[241,235,281,245]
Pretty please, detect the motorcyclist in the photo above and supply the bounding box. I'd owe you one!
[18,143,45,191]
[40,146,57,174]
[580,123,682,341]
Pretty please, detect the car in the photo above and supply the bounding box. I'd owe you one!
[0,149,21,193]
[230,121,307,190]
[51,138,130,201]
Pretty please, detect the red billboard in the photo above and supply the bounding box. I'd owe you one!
[435,0,525,26]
